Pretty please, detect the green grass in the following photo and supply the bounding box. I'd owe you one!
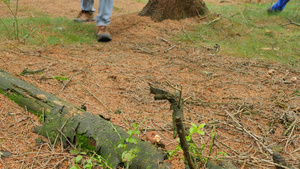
[0,15,96,46]
[134,0,148,3]
[177,2,300,67]
[0,1,298,67]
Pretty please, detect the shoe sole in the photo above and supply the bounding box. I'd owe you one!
[96,33,111,42]
[73,18,96,23]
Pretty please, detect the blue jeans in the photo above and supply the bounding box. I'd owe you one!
[271,0,290,11]
[80,0,114,26]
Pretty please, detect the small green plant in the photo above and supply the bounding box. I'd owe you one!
[70,150,111,169]
[217,151,228,157]
[167,123,206,162]
[53,76,69,82]
[167,143,181,160]
[70,155,83,169]
[187,123,205,142]
[110,119,144,169]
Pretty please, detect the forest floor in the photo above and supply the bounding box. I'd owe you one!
[0,0,299,168]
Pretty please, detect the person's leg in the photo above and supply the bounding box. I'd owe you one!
[96,0,114,26]
[95,0,114,42]
[271,0,290,11]
[81,0,95,12]
[74,0,96,22]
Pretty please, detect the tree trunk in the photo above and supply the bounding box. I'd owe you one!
[0,69,169,169]
[139,0,208,22]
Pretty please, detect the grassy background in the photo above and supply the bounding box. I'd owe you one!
[0,15,96,46]
[0,1,299,67]
[178,1,300,67]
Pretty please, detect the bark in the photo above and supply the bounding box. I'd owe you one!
[139,0,208,22]
[0,69,170,169]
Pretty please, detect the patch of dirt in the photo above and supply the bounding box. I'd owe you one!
[0,0,299,169]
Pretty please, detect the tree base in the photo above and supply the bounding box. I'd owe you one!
[139,0,208,22]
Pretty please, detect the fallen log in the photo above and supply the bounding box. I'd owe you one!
[0,69,169,168]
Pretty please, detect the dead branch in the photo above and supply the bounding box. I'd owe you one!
[149,83,197,169]
[282,18,300,27]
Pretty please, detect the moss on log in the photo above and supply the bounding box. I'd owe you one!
[0,69,170,168]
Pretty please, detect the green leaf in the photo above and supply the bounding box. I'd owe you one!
[191,123,198,128]
[75,155,83,163]
[198,123,205,129]
[70,149,81,155]
[53,76,69,82]
[127,130,134,135]
[122,151,136,162]
[133,130,140,135]
[186,136,191,141]
[196,130,205,135]
[80,151,87,155]
[129,147,140,154]
[70,165,80,169]
[117,144,124,148]
[84,163,93,169]
[189,127,197,135]
[126,137,137,144]
[131,123,138,128]
[128,129,140,135]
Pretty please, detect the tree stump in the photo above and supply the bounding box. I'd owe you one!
[139,0,208,22]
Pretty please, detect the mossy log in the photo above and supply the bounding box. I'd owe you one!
[0,69,169,169]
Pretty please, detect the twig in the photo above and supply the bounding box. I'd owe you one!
[20,68,45,76]
[39,155,53,168]
[164,45,176,53]
[293,146,300,153]
[244,27,254,35]
[60,75,74,93]
[0,18,10,37]
[283,118,297,136]
[87,70,102,89]
[282,17,300,27]
[77,81,112,113]
[285,123,296,152]
[166,80,181,91]
[52,156,67,169]
[53,116,72,149]
[35,144,44,157]
[133,42,154,55]
[225,110,273,154]
[56,128,76,149]
[204,17,222,25]
[215,138,240,155]
[46,132,54,152]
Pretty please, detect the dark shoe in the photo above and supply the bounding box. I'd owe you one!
[267,6,280,13]
[74,11,95,23]
[96,26,111,42]
[267,7,273,13]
